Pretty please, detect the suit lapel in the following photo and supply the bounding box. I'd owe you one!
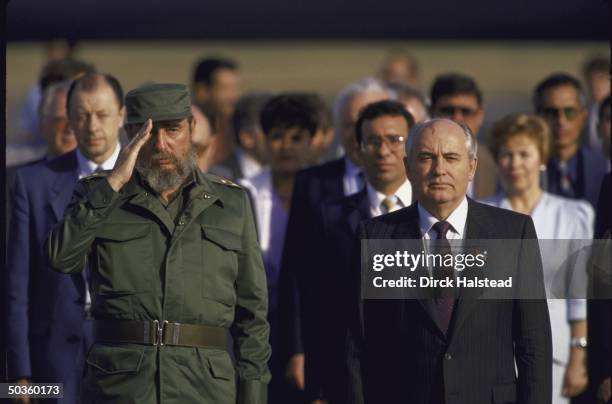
[346,189,371,233]
[389,205,449,337]
[448,199,493,340]
[49,153,79,221]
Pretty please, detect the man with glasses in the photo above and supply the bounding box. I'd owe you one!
[430,73,499,199]
[534,73,608,207]
[302,100,414,404]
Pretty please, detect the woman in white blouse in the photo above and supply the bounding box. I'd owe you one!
[483,113,594,403]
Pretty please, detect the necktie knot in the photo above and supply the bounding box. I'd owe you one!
[433,221,452,239]
[381,197,395,213]
[94,166,104,173]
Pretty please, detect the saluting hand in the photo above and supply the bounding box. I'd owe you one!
[107,119,153,192]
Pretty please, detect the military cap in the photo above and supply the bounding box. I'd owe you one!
[125,83,192,124]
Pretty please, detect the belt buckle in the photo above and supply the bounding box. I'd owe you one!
[152,320,169,346]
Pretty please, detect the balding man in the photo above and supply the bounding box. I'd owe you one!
[6,72,124,403]
[348,119,552,404]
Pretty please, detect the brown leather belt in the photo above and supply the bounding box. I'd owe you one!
[94,319,227,349]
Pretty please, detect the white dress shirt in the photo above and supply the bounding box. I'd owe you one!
[236,148,264,180]
[482,191,594,403]
[417,196,468,241]
[76,144,121,179]
[238,168,287,311]
[366,180,412,217]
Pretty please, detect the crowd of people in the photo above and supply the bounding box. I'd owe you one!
[4,46,611,404]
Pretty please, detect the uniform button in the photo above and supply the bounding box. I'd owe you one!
[445,353,453,360]
[179,221,185,226]
[144,192,148,196]
[102,197,108,203]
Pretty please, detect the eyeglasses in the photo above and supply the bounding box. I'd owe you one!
[436,105,478,117]
[539,107,582,121]
[361,134,406,151]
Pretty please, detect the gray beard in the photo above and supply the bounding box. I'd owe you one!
[136,148,197,194]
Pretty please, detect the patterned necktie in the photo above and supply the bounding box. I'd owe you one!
[381,197,395,214]
[558,160,574,197]
[432,221,455,334]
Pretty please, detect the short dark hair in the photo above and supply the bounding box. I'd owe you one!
[430,73,483,107]
[600,95,611,121]
[66,73,124,114]
[583,56,610,78]
[260,93,320,137]
[533,73,585,111]
[355,100,415,143]
[38,57,96,91]
[193,57,238,86]
[232,93,273,143]
[291,92,332,131]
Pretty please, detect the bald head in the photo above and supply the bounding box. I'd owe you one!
[406,118,477,161]
[404,118,477,220]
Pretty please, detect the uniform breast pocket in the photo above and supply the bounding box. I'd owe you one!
[95,223,153,294]
[200,224,241,306]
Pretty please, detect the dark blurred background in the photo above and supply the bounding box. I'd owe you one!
[6,0,610,40]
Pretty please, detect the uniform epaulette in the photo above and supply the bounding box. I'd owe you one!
[207,174,242,189]
[81,170,111,181]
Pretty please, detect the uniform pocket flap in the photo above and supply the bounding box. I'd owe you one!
[87,345,144,374]
[492,382,517,403]
[201,225,242,251]
[206,352,234,381]
[96,223,150,242]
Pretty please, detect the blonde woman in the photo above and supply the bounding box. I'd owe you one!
[483,113,594,403]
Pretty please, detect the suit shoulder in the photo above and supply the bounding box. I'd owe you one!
[469,199,534,236]
[361,205,417,236]
[297,157,344,180]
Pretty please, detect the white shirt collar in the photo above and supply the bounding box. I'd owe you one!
[236,147,264,179]
[417,196,468,240]
[76,144,121,179]
[366,179,412,216]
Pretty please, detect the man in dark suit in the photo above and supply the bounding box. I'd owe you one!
[587,172,612,403]
[5,73,124,403]
[278,78,392,391]
[534,73,608,207]
[303,100,414,403]
[348,118,552,404]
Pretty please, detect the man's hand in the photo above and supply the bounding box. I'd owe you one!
[597,377,611,404]
[561,361,588,397]
[107,119,152,192]
[11,378,31,404]
[285,353,305,391]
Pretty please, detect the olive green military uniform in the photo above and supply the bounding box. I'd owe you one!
[46,168,270,403]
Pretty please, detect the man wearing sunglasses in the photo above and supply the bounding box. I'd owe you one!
[429,73,499,199]
[534,73,608,207]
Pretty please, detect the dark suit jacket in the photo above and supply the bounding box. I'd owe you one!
[302,188,370,402]
[5,150,88,382]
[546,146,608,207]
[587,172,612,398]
[348,199,552,404]
[278,157,348,362]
